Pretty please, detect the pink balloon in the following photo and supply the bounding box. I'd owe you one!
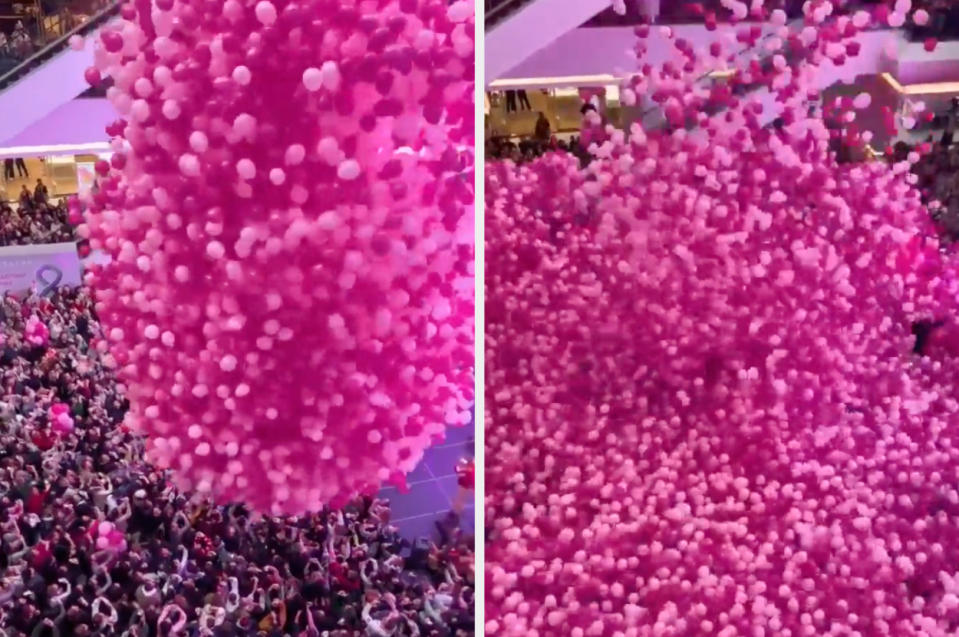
[485,5,959,636]
[25,316,49,346]
[83,67,102,86]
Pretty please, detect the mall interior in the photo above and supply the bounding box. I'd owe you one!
[2,0,476,525]
[486,0,959,188]
[8,0,959,632]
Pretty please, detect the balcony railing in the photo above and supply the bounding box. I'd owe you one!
[0,0,119,91]
[486,0,538,29]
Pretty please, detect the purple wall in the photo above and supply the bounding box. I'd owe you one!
[486,0,612,83]
[0,21,115,144]
[896,41,959,84]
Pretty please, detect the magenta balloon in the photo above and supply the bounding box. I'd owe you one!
[83,67,102,86]
[82,0,475,513]
[100,29,124,53]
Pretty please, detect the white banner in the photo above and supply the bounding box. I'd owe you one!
[0,243,82,296]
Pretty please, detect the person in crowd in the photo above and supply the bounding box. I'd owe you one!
[14,158,28,179]
[4,159,14,182]
[18,185,32,212]
[10,22,31,58]
[516,89,532,111]
[534,112,552,142]
[505,90,517,113]
[452,457,474,516]
[33,179,48,205]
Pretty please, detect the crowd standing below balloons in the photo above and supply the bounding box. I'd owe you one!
[486,1,959,635]
[484,136,588,166]
[0,279,474,635]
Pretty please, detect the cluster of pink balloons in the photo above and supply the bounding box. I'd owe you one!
[486,1,959,635]
[78,0,475,513]
[48,402,75,435]
[90,520,127,553]
[25,315,49,347]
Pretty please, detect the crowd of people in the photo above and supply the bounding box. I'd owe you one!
[909,134,959,240]
[485,134,586,165]
[0,0,117,76]
[0,195,75,246]
[0,218,474,633]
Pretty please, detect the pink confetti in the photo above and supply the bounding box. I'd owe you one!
[81,0,475,514]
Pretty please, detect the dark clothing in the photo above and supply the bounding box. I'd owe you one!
[505,90,532,111]
[534,117,551,142]
[76,315,89,338]
[505,90,517,113]
[517,90,531,110]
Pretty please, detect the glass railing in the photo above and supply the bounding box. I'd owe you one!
[0,0,119,90]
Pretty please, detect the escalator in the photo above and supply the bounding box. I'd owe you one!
[0,0,119,143]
